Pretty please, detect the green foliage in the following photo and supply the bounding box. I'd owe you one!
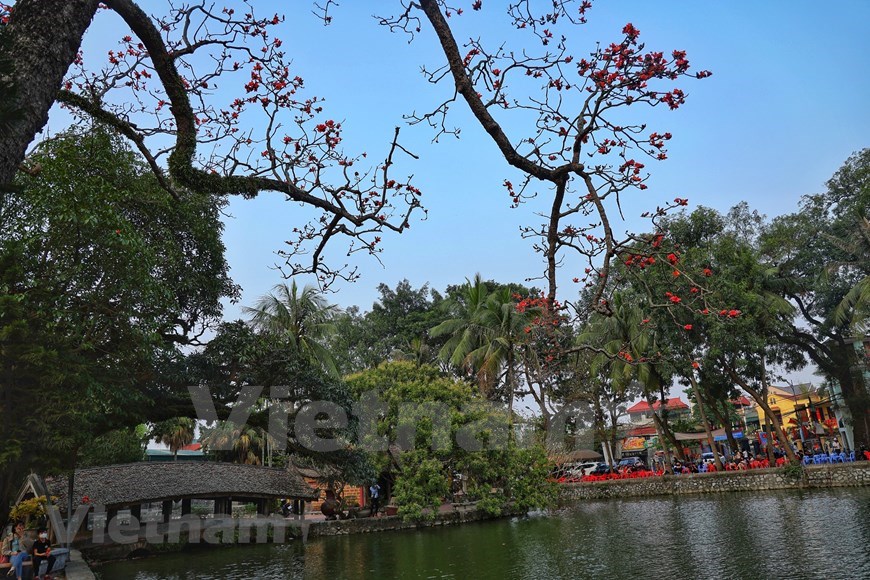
[189,319,369,480]
[758,150,870,445]
[78,427,148,467]
[243,281,340,377]
[457,444,555,516]
[151,417,196,458]
[10,495,53,522]
[393,452,450,521]
[0,125,236,519]
[347,362,553,521]
[781,461,804,480]
[325,280,449,374]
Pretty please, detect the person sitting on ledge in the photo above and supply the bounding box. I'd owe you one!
[1,522,30,580]
[31,528,55,580]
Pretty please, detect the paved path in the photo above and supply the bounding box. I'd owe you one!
[60,549,96,580]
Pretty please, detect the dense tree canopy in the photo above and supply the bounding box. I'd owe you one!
[0,126,235,520]
[2,0,865,521]
[761,149,870,446]
[346,361,553,521]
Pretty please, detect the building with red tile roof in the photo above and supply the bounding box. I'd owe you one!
[627,397,691,424]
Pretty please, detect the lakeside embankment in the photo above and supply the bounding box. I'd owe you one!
[83,463,869,568]
[559,462,870,501]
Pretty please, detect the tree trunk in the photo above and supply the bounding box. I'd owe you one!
[840,369,870,449]
[507,349,515,440]
[592,393,610,468]
[688,375,723,471]
[650,412,674,474]
[707,394,740,456]
[762,412,776,463]
[760,365,797,462]
[646,392,685,464]
[720,404,740,455]
[1,0,100,185]
[727,368,798,463]
[778,331,869,449]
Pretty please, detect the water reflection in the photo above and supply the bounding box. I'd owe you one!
[97,488,870,580]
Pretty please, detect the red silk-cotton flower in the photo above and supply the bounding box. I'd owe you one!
[667,253,678,265]
[683,324,693,330]
[703,268,713,277]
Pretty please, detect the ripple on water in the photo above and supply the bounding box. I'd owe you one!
[96,488,870,580]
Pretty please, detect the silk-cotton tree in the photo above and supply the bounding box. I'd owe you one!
[375,0,710,317]
[2,0,707,300]
[1,0,424,287]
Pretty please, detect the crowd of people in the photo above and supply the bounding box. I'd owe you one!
[554,443,870,484]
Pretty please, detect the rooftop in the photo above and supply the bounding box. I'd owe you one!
[626,397,690,414]
[47,461,318,510]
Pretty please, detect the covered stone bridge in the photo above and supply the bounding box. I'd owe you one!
[44,462,319,528]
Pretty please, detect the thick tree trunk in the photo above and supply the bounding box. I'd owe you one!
[650,412,674,474]
[0,0,100,185]
[646,392,685,463]
[779,331,869,449]
[839,367,870,449]
[725,364,798,463]
[688,375,723,471]
[720,405,740,455]
[706,394,740,455]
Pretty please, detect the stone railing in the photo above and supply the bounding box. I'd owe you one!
[559,462,870,501]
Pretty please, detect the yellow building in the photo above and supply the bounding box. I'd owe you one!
[753,384,837,451]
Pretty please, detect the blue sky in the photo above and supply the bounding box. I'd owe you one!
[63,1,868,387]
[202,1,870,315]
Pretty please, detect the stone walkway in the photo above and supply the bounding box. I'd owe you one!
[53,549,95,580]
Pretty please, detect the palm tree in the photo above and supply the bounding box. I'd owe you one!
[471,288,530,418]
[433,277,533,432]
[433,278,528,391]
[200,421,265,465]
[243,281,340,376]
[430,274,491,383]
[152,417,195,461]
[830,214,870,334]
[390,336,432,367]
[580,292,690,469]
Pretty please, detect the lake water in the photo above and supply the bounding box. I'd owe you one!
[96,488,870,579]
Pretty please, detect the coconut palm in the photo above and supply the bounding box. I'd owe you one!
[432,277,530,396]
[152,417,195,461]
[580,292,691,468]
[243,281,340,376]
[430,274,491,382]
[200,421,265,465]
[432,277,535,433]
